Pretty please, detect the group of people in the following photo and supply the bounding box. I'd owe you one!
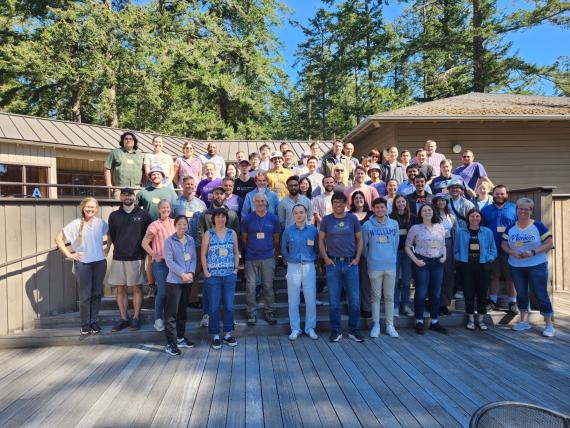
[55,134,556,356]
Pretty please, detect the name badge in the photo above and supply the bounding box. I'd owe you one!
[152,197,160,204]
[469,243,480,251]
[185,210,194,218]
[399,229,407,235]
[307,239,314,246]
[497,226,506,233]
[184,253,191,261]
[219,248,228,257]
[429,240,439,249]
[256,232,265,239]
[515,241,524,248]
[378,236,388,244]
[126,159,134,165]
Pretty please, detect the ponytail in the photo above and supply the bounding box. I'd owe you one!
[78,197,99,241]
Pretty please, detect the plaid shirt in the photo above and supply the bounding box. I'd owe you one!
[104,147,145,187]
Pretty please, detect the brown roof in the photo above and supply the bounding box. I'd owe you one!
[0,112,332,161]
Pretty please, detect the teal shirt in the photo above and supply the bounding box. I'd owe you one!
[136,186,178,221]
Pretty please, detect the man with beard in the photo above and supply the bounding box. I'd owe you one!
[136,167,177,220]
[398,165,433,196]
[312,176,336,228]
[108,188,152,331]
[199,142,226,177]
[482,185,519,314]
[406,174,434,216]
[278,176,312,229]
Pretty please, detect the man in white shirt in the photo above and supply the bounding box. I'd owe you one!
[199,142,225,177]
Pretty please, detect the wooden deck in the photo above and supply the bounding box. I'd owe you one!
[0,319,569,428]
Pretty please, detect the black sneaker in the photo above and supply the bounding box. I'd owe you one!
[80,324,92,335]
[212,337,222,349]
[165,343,181,356]
[360,310,372,319]
[348,331,364,342]
[429,322,448,334]
[440,306,450,316]
[415,322,425,335]
[90,322,102,334]
[129,318,141,331]
[177,337,195,348]
[224,336,238,347]
[485,300,496,312]
[264,311,277,325]
[508,302,520,315]
[112,319,130,332]
[329,331,342,342]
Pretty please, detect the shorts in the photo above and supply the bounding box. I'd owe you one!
[108,260,147,286]
[490,253,512,282]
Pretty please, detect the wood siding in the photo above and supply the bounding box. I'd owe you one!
[553,194,570,292]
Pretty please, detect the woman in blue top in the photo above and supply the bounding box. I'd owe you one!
[281,204,319,341]
[454,208,497,331]
[502,198,555,337]
[201,208,240,349]
[163,215,197,356]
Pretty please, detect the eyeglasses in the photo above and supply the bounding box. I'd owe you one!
[335,169,344,172]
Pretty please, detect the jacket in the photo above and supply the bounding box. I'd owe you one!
[164,233,197,284]
[453,226,497,263]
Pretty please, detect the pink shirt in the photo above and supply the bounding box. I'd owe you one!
[405,223,446,258]
[344,184,379,207]
[174,156,202,186]
[147,218,175,258]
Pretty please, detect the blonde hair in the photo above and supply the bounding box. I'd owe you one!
[78,197,99,241]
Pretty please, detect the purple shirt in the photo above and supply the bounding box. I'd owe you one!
[197,178,223,207]
[320,212,361,258]
[453,162,487,191]
[174,156,201,187]
[224,194,242,215]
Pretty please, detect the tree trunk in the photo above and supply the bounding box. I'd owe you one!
[71,86,82,123]
[107,85,119,127]
[472,0,485,92]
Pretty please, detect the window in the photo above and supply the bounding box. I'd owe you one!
[0,164,49,198]
[57,171,107,198]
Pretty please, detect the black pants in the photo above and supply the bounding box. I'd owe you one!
[459,261,490,315]
[74,260,107,324]
[165,283,190,345]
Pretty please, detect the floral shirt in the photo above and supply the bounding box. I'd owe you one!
[405,223,446,258]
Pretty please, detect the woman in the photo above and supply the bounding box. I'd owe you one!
[163,215,197,356]
[385,179,399,213]
[389,195,415,317]
[405,204,448,335]
[474,181,494,210]
[299,176,313,199]
[225,163,238,179]
[433,195,456,315]
[350,190,373,318]
[55,197,110,335]
[144,136,174,187]
[173,141,202,188]
[454,209,497,331]
[142,200,175,332]
[281,204,319,340]
[349,191,372,224]
[502,198,555,337]
[201,208,240,349]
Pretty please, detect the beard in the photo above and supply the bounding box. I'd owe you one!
[493,195,507,205]
[123,198,135,206]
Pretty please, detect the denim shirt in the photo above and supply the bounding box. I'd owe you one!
[454,226,497,264]
[164,233,197,284]
[281,224,319,263]
[172,195,207,245]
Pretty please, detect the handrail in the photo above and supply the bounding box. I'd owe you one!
[0,181,144,190]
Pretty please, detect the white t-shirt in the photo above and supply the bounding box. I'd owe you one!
[63,217,108,263]
[144,153,174,179]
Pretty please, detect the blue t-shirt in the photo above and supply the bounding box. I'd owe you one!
[320,212,361,258]
[242,212,280,261]
[481,202,517,254]
[503,221,551,267]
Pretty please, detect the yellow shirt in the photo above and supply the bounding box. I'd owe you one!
[267,168,293,199]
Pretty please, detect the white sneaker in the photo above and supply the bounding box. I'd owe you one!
[200,314,209,328]
[394,308,400,317]
[512,321,531,332]
[454,291,464,299]
[542,324,555,337]
[289,330,301,341]
[370,323,380,338]
[316,299,324,306]
[153,318,165,332]
[403,306,414,317]
[386,325,399,338]
[306,329,318,340]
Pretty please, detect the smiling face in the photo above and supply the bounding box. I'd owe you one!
[175,217,189,235]
[440,161,451,177]
[299,178,310,194]
[425,140,436,155]
[150,171,163,185]
[250,156,260,169]
[255,174,268,189]
[222,179,234,195]
[468,211,482,228]
[182,177,196,196]
[152,137,163,152]
[212,189,225,207]
[352,193,365,209]
[373,203,387,218]
[386,180,398,196]
[333,141,343,155]
[332,198,346,214]
[419,205,434,222]
[323,177,335,192]
[343,143,354,158]
[183,143,194,158]
[207,143,217,156]
[253,194,267,212]
[283,151,294,166]
[414,177,426,192]
[416,150,426,165]
[82,200,98,220]
[394,196,407,212]
[462,151,474,166]
[386,147,398,162]
[204,163,216,179]
[225,164,237,178]
[213,212,227,228]
[307,158,317,173]
[354,168,366,184]
[158,201,171,219]
[120,192,135,207]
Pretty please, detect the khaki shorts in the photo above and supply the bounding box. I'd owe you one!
[108,260,147,286]
[490,253,512,282]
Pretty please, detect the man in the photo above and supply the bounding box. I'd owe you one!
[367,164,386,196]
[319,192,364,343]
[266,151,293,199]
[431,159,470,195]
[406,174,434,216]
[235,151,246,163]
[362,197,400,338]
[412,149,436,183]
[411,140,446,177]
[258,144,272,171]
[482,184,518,314]
[312,176,335,227]
[300,156,324,195]
[278,176,312,229]
[199,142,225,177]
[309,142,321,168]
[399,150,411,168]
[222,177,242,215]
[196,161,223,207]
[249,152,263,178]
[136,166,177,220]
[380,146,406,184]
[242,171,279,216]
[345,166,380,207]
[453,149,488,192]
[321,139,352,184]
[104,132,144,198]
[283,149,296,170]
[242,193,281,325]
[172,176,207,310]
[448,180,475,230]
[234,159,256,199]
[343,142,359,184]
[108,188,152,332]
[279,142,290,155]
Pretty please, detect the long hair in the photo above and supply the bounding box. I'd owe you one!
[78,197,99,241]
[390,194,411,226]
[416,203,441,224]
[299,176,313,199]
[349,190,370,213]
[119,132,138,150]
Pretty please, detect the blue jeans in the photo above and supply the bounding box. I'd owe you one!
[152,261,168,321]
[326,258,360,333]
[413,256,444,321]
[206,274,237,335]
[510,263,553,316]
[394,249,412,309]
[287,262,317,333]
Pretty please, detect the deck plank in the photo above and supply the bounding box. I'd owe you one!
[187,343,221,428]
[226,337,246,428]
[207,346,234,428]
[244,336,263,428]
[257,336,284,428]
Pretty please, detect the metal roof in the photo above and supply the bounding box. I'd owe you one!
[0,112,333,161]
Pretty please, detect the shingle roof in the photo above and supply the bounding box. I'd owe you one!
[0,112,332,161]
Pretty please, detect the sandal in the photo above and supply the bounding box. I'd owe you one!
[466,321,476,331]
[477,321,488,331]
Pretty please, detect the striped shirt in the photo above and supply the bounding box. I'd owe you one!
[147,218,175,258]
